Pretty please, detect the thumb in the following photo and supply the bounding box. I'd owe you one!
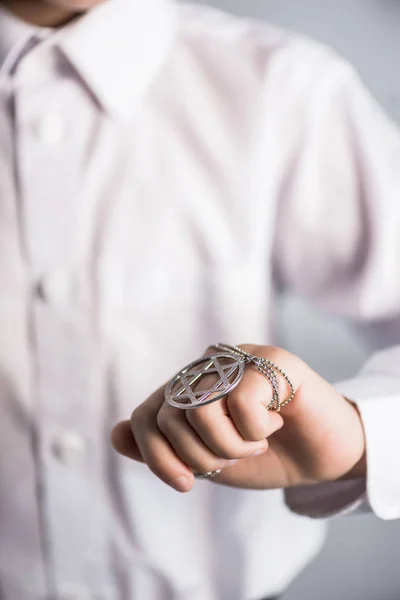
[111,420,144,462]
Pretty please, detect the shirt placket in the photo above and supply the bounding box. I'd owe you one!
[13,44,108,600]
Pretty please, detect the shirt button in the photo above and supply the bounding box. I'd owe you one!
[51,432,86,464]
[36,271,71,305]
[33,112,65,144]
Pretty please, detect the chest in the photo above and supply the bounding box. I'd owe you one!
[1,77,281,396]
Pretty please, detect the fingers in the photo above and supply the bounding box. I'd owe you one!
[187,345,286,447]
[131,388,197,492]
[226,366,284,441]
[157,402,234,473]
[112,386,268,494]
[119,387,195,492]
[111,345,299,493]
[111,420,143,461]
[185,398,269,458]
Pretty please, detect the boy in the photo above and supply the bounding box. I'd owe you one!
[1,0,399,598]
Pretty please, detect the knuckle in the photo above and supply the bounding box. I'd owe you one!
[229,395,265,438]
[130,406,145,433]
[248,440,269,457]
[237,343,255,354]
[260,345,283,359]
[262,345,294,365]
[230,388,251,413]
[185,407,209,428]
[232,343,296,365]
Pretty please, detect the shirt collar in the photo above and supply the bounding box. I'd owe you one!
[0,0,178,116]
[0,4,39,73]
[57,0,178,116]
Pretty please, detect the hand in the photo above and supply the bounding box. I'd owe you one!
[111,345,366,493]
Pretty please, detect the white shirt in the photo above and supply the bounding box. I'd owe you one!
[0,1,399,599]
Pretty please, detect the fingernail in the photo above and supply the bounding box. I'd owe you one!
[251,448,267,457]
[171,475,192,493]
[227,459,238,467]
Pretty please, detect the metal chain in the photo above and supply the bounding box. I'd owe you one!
[212,343,295,412]
[256,358,295,411]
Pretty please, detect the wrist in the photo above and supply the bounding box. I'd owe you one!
[341,451,367,480]
[340,400,367,480]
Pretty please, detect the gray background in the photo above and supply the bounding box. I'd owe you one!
[189,1,400,599]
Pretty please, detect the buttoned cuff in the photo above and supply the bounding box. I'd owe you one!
[285,347,400,520]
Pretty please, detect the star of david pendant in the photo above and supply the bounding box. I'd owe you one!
[165,352,245,410]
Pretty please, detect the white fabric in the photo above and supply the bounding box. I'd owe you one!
[0,1,400,599]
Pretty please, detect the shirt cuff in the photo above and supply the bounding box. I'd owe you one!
[285,479,368,519]
[285,347,400,520]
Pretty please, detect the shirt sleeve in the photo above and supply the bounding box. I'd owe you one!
[271,44,400,519]
[273,45,400,322]
[285,345,400,520]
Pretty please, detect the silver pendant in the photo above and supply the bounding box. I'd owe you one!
[165,343,295,411]
[165,352,245,410]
